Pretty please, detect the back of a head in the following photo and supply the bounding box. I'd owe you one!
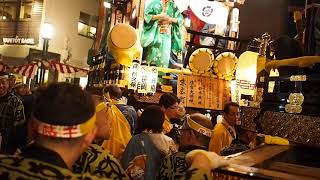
[8,74,16,80]
[91,95,104,106]
[190,113,213,130]
[159,93,180,108]
[140,105,164,133]
[33,82,95,127]
[223,102,240,114]
[189,113,213,148]
[103,85,122,99]
[0,72,8,76]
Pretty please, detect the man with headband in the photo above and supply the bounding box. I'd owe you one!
[159,113,213,179]
[159,93,185,143]
[0,72,26,154]
[73,94,128,179]
[209,102,240,155]
[0,83,100,179]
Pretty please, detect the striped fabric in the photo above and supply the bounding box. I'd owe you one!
[50,61,88,74]
[0,62,10,72]
[13,63,38,78]
[8,61,88,79]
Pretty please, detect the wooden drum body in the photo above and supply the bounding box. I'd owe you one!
[213,52,238,80]
[189,48,214,74]
[107,23,141,67]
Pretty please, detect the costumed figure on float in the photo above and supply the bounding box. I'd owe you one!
[141,0,183,68]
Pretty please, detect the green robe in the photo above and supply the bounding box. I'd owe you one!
[141,0,183,68]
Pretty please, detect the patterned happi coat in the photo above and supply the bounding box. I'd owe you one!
[0,154,105,179]
[73,144,129,179]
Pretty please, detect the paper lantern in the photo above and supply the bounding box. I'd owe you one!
[137,65,149,94]
[146,66,158,94]
[235,51,259,105]
[128,60,140,90]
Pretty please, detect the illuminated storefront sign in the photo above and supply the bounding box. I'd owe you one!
[2,37,35,45]
[0,0,43,45]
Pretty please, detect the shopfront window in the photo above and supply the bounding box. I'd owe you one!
[78,11,97,39]
[0,0,33,21]
[20,1,32,19]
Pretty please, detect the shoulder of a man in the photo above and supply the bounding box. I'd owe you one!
[159,151,188,180]
[213,123,229,136]
[7,93,23,106]
[117,104,136,114]
[74,144,127,179]
[0,154,103,179]
[167,151,187,166]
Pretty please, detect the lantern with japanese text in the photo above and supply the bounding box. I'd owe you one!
[235,51,259,106]
[128,60,140,90]
[146,65,158,94]
[137,63,149,94]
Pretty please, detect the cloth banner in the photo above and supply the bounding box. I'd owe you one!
[102,102,132,159]
[190,0,229,25]
[174,0,190,12]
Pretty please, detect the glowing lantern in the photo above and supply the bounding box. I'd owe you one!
[235,51,259,106]
[146,66,158,94]
[128,60,140,90]
[137,64,149,94]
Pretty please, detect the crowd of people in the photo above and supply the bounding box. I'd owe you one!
[0,72,250,179]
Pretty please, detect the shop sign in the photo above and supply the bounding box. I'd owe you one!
[2,37,35,45]
[177,75,230,110]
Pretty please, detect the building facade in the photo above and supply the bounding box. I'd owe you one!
[0,0,99,85]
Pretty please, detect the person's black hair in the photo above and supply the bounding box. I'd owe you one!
[0,72,8,76]
[159,93,180,109]
[103,85,122,99]
[32,82,95,126]
[140,105,164,133]
[223,102,240,114]
[8,74,16,78]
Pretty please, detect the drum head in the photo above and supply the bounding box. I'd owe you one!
[189,48,214,74]
[214,52,238,78]
[110,23,137,49]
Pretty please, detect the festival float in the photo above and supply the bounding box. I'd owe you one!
[87,0,245,110]
[87,0,320,179]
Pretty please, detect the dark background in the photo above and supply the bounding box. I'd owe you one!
[239,0,305,40]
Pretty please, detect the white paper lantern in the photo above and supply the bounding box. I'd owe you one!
[128,61,140,90]
[137,65,149,94]
[235,51,259,105]
[146,66,158,94]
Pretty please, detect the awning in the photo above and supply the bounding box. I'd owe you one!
[7,61,88,79]
[13,63,38,79]
[49,61,88,74]
[0,62,10,72]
